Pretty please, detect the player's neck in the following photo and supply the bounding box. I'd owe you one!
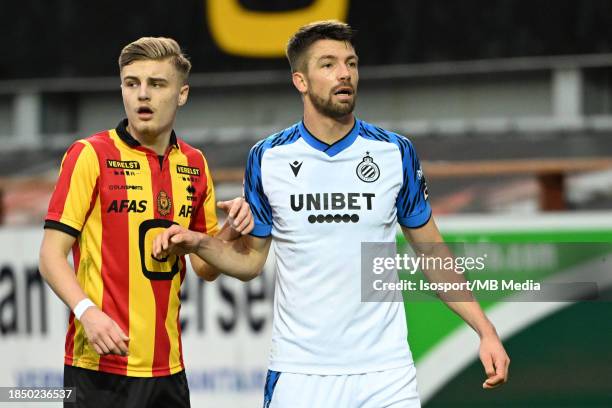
[303,111,355,145]
[127,123,172,156]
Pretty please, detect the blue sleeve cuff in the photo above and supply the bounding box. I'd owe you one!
[398,205,432,229]
[250,223,272,238]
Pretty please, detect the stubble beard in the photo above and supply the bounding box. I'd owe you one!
[308,91,356,119]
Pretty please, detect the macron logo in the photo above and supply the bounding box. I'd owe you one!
[290,161,303,177]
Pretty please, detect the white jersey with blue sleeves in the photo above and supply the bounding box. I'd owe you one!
[245,119,431,374]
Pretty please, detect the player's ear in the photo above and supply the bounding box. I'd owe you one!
[178,84,189,106]
[292,72,308,94]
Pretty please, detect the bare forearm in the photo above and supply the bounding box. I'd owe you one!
[442,300,497,337]
[190,223,240,281]
[154,223,269,282]
[419,257,498,338]
[39,252,87,310]
[194,234,267,281]
[417,242,497,338]
[402,220,508,387]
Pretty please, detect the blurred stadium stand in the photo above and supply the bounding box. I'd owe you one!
[2,54,612,224]
[1,0,611,224]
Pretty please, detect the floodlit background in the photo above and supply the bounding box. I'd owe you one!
[0,1,611,407]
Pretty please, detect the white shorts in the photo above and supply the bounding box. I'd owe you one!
[263,364,421,408]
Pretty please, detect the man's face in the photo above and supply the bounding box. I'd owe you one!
[120,58,188,138]
[299,39,359,119]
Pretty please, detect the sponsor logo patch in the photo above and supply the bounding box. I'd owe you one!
[107,200,147,213]
[176,165,201,176]
[106,160,141,170]
[109,185,144,191]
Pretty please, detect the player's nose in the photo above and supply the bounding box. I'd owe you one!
[138,84,151,100]
[337,63,352,81]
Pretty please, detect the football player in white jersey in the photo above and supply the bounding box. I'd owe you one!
[153,20,509,408]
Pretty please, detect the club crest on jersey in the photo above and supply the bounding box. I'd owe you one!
[157,190,172,216]
[356,152,380,183]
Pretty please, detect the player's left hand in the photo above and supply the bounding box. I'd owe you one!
[152,224,205,258]
[479,334,510,389]
[217,197,254,236]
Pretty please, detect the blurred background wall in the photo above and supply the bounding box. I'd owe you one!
[0,1,611,407]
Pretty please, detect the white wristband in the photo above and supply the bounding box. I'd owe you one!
[73,298,95,320]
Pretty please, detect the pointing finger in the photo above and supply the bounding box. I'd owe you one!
[217,201,231,211]
[233,201,250,227]
[228,198,242,219]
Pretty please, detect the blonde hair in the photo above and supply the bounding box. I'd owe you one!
[118,37,191,83]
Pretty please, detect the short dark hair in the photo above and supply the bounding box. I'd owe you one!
[286,20,355,73]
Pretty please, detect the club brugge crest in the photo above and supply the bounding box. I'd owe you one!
[356,152,380,183]
[157,190,172,216]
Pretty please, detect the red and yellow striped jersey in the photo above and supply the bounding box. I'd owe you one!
[45,120,219,377]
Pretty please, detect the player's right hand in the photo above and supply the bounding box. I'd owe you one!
[80,307,130,357]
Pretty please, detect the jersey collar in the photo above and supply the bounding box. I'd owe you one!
[115,119,178,150]
[298,118,360,157]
